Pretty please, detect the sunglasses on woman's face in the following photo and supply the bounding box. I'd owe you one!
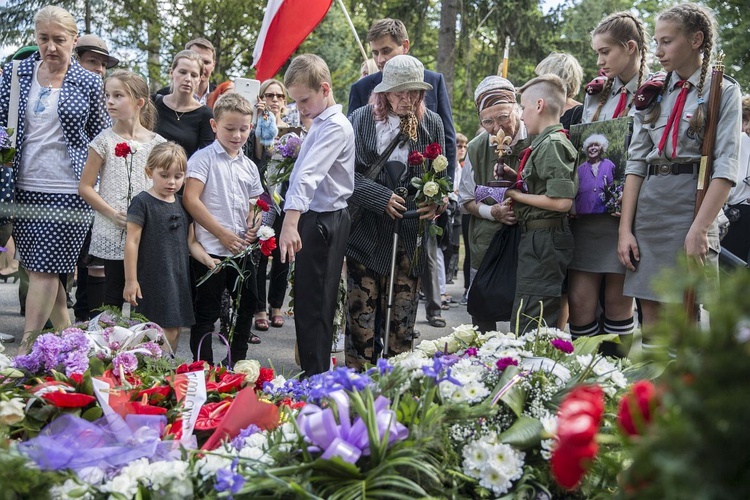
[263,92,285,101]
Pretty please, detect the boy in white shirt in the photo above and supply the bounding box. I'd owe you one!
[280,54,355,377]
[183,93,264,365]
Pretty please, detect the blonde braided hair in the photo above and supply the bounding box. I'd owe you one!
[590,11,649,122]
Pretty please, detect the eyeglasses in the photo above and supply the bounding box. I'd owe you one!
[480,114,513,128]
[34,86,51,114]
[263,92,286,100]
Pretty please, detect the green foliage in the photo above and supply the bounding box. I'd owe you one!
[621,269,750,499]
[706,0,750,91]
[0,442,69,500]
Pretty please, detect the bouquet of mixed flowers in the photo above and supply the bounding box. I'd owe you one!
[599,177,623,213]
[0,126,16,166]
[266,132,303,186]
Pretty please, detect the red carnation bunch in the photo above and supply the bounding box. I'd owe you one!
[256,199,270,212]
[423,142,442,160]
[551,384,605,490]
[114,142,132,158]
[617,380,658,437]
[259,237,277,257]
[254,367,275,391]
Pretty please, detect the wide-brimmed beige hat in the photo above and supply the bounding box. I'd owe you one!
[75,34,119,68]
[373,55,433,93]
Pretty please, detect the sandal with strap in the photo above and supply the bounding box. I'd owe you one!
[254,318,269,331]
[249,333,262,344]
[270,315,285,328]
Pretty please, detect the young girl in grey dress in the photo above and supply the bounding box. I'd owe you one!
[568,12,649,354]
[123,142,217,350]
[618,3,741,339]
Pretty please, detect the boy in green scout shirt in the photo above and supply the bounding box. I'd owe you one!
[505,74,577,333]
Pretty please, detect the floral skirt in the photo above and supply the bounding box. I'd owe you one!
[13,190,93,273]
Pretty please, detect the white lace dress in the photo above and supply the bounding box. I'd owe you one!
[88,129,166,260]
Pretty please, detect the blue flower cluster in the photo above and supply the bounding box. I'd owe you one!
[263,367,374,404]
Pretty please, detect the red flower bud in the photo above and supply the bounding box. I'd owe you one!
[408,151,424,166]
[424,143,442,160]
[617,380,657,436]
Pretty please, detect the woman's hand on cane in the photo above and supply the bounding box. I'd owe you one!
[385,193,406,219]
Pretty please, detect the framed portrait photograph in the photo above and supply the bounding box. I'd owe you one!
[569,116,633,215]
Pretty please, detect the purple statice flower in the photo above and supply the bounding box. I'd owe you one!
[0,128,10,149]
[496,357,519,371]
[231,424,261,450]
[112,352,138,374]
[279,135,302,158]
[551,338,575,354]
[464,347,478,357]
[140,342,162,358]
[214,458,245,497]
[62,350,89,376]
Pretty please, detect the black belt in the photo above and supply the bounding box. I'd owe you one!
[518,217,567,233]
[647,163,698,176]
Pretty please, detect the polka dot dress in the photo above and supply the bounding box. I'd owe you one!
[13,190,92,273]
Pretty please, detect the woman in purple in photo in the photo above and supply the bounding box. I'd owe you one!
[575,134,616,215]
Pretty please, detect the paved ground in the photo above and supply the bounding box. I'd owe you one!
[0,270,501,375]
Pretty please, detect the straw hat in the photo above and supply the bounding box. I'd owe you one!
[373,55,433,93]
[75,34,119,68]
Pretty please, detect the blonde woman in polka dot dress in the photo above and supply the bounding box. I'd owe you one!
[0,6,109,351]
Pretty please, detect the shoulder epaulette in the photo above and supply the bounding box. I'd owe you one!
[584,69,608,96]
[634,72,667,110]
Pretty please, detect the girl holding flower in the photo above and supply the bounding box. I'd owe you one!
[79,70,166,308]
[346,55,445,369]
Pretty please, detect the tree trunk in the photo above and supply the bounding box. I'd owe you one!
[146,13,162,92]
[437,0,460,104]
[84,0,91,33]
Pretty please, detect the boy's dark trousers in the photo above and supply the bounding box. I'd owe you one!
[512,218,573,333]
[190,254,258,365]
[294,209,350,377]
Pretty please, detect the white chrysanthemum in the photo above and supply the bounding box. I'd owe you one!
[609,370,627,388]
[591,356,616,376]
[51,479,93,500]
[576,354,594,367]
[462,440,490,476]
[101,472,139,499]
[196,454,234,478]
[395,351,431,372]
[257,225,275,241]
[462,380,490,403]
[267,374,286,390]
[479,444,525,495]
[540,415,557,437]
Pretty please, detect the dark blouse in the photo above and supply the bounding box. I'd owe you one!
[153,96,214,158]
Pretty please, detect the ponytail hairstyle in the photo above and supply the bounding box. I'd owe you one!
[105,70,157,131]
[590,11,649,122]
[646,3,715,134]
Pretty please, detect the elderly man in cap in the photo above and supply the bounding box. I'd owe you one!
[75,34,119,77]
[458,76,531,332]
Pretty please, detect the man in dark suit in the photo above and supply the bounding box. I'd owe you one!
[348,19,456,329]
[348,19,456,181]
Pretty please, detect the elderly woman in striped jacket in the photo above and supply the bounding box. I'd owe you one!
[345,55,445,369]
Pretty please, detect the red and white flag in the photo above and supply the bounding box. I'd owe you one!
[252,0,333,81]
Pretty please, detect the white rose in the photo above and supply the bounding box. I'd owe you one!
[257,225,275,241]
[423,181,439,197]
[432,154,448,173]
[233,359,261,384]
[0,398,25,426]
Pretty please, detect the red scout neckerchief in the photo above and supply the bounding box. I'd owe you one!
[611,86,629,118]
[657,80,691,159]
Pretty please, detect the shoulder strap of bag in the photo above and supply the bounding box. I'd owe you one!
[8,60,20,149]
[360,131,407,181]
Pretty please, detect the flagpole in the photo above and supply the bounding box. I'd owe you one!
[336,0,369,63]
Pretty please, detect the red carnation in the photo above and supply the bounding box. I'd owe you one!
[114,142,132,158]
[408,151,424,166]
[259,237,277,257]
[256,199,270,212]
[424,143,442,160]
[254,367,275,391]
[551,384,604,490]
[617,380,658,437]
[42,391,96,408]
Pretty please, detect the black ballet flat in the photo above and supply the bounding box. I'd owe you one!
[0,270,19,284]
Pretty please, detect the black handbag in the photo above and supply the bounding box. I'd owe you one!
[467,224,521,322]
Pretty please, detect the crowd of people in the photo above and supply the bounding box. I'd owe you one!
[0,3,747,375]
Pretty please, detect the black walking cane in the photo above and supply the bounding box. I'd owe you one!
[374,160,419,362]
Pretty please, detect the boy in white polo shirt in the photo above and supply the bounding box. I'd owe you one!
[280,54,355,377]
[183,93,264,365]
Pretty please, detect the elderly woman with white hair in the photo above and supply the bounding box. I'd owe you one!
[346,55,445,369]
[575,134,616,215]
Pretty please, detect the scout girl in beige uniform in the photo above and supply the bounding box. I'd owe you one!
[618,3,741,340]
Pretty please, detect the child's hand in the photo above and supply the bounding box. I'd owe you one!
[204,257,221,270]
[618,231,640,271]
[111,209,127,228]
[219,228,247,255]
[124,281,142,306]
[279,224,302,263]
[245,225,259,244]
[685,226,710,266]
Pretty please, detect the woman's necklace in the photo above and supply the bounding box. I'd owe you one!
[174,109,186,121]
